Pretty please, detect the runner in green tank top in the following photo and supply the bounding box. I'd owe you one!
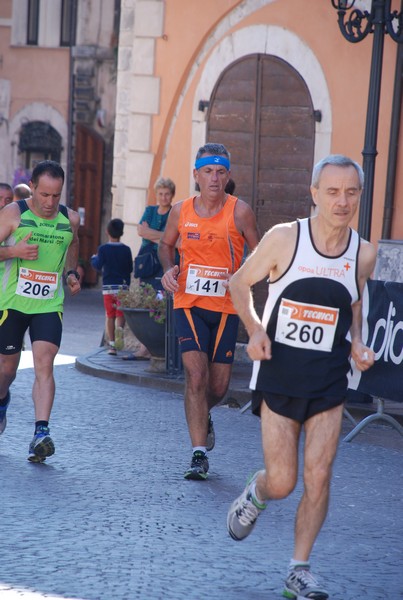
[0,160,81,462]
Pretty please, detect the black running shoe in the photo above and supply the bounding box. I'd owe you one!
[28,426,55,463]
[184,450,209,480]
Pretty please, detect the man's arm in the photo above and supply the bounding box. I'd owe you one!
[159,203,181,293]
[350,240,377,371]
[0,203,39,262]
[64,208,81,296]
[230,225,293,361]
[234,199,260,253]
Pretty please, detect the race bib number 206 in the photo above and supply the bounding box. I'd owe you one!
[275,298,339,352]
[16,268,58,300]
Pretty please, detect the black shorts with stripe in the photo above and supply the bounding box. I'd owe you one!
[174,306,239,363]
[0,309,63,354]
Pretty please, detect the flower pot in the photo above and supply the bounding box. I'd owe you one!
[122,308,165,358]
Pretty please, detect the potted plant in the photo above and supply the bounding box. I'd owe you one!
[118,282,166,358]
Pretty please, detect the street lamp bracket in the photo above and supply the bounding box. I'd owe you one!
[331,0,403,44]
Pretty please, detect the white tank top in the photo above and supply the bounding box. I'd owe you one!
[250,218,360,398]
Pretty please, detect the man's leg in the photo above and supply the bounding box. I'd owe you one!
[0,353,20,398]
[28,340,59,462]
[182,353,232,446]
[31,340,59,421]
[258,402,301,500]
[207,361,232,411]
[181,350,209,447]
[293,403,343,561]
[227,402,301,541]
[0,353,20,433]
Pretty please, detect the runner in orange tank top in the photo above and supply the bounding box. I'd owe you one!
[160,143,259,480]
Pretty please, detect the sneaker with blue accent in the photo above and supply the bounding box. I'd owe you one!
[283,566,329,599]
[184,450,209,480]
[0,391,10,435]
[206,412,215,451]
[28,426,55,463]
[227,470,266,541]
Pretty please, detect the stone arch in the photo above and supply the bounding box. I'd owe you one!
[187,25,331,191]
[9,102,67,174]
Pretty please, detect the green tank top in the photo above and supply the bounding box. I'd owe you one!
[0,200,74,314]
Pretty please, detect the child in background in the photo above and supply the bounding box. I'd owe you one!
[91,219,133,355]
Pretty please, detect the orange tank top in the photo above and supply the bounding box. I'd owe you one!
[174,195,245,313]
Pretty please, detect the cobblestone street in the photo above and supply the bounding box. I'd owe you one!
[0,290,402,599]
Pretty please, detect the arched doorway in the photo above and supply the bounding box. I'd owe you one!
[17,120,62,181]
[206,54,315,335]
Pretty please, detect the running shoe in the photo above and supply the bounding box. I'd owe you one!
[184,450,209,480]
[0,391,10,435]
[227,470,266,541]
[206,412,215,451]
[283,566,329,599]
[28,426,55,463]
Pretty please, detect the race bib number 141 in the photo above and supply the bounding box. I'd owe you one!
[186,264,228,297]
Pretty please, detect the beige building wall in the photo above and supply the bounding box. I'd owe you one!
[112,0,403,257]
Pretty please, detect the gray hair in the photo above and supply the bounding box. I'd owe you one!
[154,177,176,196]
[311,154,364,189]
[195,143,230,161]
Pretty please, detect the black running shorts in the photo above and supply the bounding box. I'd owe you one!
[0,309,63,354]
[174,306,239,363]
[251,390,345,424]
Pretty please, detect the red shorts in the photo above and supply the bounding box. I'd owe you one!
[103,293,123,319]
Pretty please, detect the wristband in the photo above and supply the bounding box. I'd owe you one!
[66,269,80,281]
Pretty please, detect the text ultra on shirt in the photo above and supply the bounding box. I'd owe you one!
[250,218,361,399]
[174,195,245,314]
[0,201,73,314]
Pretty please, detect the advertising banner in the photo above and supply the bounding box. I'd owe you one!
[349,280,403,403]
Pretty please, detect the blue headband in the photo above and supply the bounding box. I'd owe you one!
[194,155,230,170]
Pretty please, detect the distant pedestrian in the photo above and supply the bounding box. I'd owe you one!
[13,183,32,201]
[134,177,176,291]
[226,154,377,599]
[0,183,13,209]
[91,218,133,355]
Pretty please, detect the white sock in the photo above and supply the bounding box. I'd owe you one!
[250,481,267,507]
[289,559,310,571]
[193,446,207,455]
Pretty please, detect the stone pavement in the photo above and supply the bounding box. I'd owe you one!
[1,289,402,600]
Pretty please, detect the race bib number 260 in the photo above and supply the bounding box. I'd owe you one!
[16,268,58,300]
[275,298,339,352]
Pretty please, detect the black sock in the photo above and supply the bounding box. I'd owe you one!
[35,420,49,433]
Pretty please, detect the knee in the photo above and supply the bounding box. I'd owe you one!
[208,380,228,402]
[304,465,332,500]
[262,472,297,500]
[185,366,207,393]
[0,357,17,383]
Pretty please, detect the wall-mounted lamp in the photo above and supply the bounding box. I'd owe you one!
[198,100,210,112]
[313,110,322,123]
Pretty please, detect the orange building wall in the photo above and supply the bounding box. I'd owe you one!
[149,0,402,245]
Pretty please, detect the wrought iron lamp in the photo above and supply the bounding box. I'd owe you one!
[330,0,403,240]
